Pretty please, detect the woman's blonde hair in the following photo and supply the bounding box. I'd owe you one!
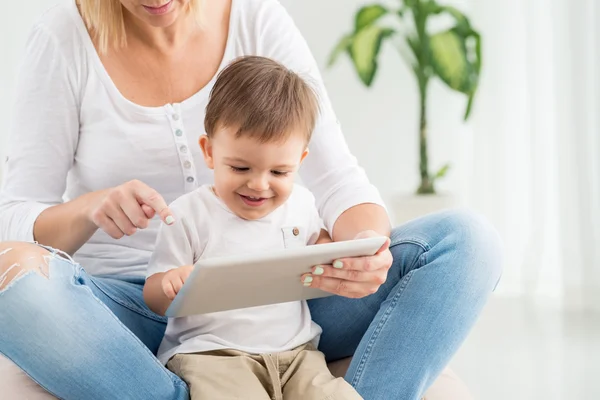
[77,0,203,54]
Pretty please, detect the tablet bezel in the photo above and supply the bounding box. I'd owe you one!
[165,236,388,317]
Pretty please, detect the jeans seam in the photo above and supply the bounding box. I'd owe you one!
[389,237,430,276]
[86,277,165,323]
[350,269,416,388]
[390,237,431,253]
[418,249,428,268]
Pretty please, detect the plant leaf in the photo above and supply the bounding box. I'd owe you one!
[464,93,475,120]
[327,34,354,67]
[429,28,478,95]
[433,163,451,180]
[432,5,471,35]
[430,5,482,119]
[465,32,482,119]
[350,25,395,86]
[406,35,421,60]
[355,4,389,31]
[473,31,482,75]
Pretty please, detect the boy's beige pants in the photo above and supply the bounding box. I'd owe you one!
[167,343,363,399]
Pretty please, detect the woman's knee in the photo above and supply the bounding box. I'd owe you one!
[0,242,51,291]
[439,209,504,285]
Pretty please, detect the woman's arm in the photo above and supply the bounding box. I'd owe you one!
[0,25,173,254]
[34,183,173,255]
[33,193,102,255]
[332,204,391,242]
[0,24,81,247]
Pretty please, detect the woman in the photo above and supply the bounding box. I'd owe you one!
[0,0,502,399]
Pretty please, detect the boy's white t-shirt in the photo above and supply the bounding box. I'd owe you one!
[147,184,323,364]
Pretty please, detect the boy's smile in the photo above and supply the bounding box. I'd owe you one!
[200,126,308,220]
[239,194,268,207]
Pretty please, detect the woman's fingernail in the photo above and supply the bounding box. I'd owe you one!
[333,260,343,269]
[165,216,175,225]
[303,276,313,285]
[313,266,324,275]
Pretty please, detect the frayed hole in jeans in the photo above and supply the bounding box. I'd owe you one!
[0,246,51,291]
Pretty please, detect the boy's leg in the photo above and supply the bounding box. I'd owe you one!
[281,345,363,400]
[167,350,272,399]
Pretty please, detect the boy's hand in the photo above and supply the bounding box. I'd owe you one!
[162,265,194,300]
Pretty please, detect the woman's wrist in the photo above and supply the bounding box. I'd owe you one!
[74,190,105,234]
[332,204,391,242]
[33,190,103,254]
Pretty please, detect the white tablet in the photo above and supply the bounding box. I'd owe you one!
[165,236,388,317]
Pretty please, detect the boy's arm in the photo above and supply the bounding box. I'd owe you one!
[144,199,202,315]
[144,272,171,315]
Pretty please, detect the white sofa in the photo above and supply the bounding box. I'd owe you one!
[1,354,473,399]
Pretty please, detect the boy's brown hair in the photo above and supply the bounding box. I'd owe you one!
[204,56,319,144]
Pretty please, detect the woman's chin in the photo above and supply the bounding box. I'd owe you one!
[142,13,180,28]
[134,2,181,28]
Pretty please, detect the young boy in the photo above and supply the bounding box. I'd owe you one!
[143,56,362,399]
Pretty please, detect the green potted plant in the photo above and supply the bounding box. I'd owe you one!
[328,0,481,198]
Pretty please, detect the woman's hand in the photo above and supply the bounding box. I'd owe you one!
[86,179,174,239]
[302,230,392,298]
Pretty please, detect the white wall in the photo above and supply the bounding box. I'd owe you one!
[284,0,474,204]
[0,0,474,205]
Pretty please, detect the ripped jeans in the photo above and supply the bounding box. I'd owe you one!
[0,245,52,289]
[0,210,503,400]
[0,244,189,399]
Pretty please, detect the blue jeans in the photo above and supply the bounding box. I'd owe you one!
[0,210,502,400]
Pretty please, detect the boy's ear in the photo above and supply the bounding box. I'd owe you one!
[199,135,214,169]
[299,148,309,164]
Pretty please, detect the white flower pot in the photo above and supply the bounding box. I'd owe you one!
[389,192,465,226]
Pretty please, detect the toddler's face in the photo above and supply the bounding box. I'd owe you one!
[199,127,308,220]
